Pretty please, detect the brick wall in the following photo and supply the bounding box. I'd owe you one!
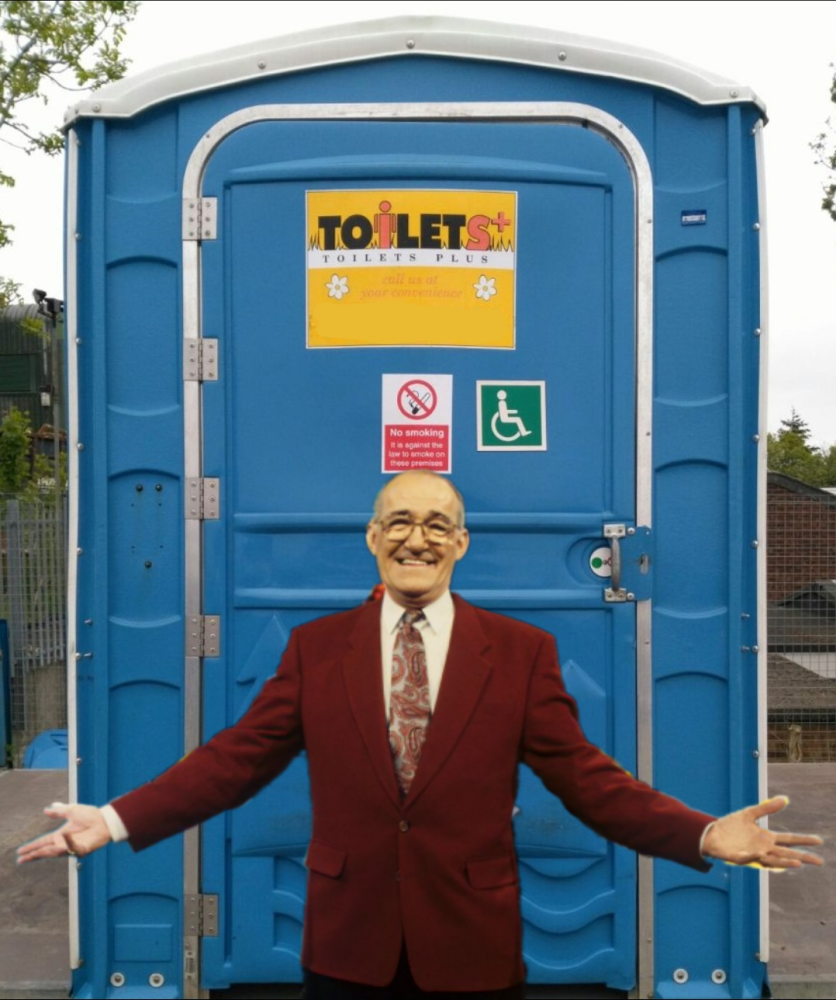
[767,475,836,604]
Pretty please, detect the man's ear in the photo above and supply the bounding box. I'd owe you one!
[366,521,379,555]
[454,528,470,561]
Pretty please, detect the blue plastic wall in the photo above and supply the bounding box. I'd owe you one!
[69,47,763,999]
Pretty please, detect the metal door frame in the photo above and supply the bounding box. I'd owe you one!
[180,101,655,999]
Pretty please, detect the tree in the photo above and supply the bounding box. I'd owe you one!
[779,407,811,441]
[822,443,836,486]
[0,405,67,498]
[0,1,140,255]
[813,71,836,223]
[767,411,836,487]
[0,404,32,493]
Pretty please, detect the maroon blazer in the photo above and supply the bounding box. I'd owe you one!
[115,595,713,992]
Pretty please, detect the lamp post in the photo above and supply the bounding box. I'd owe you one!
[32,289,64,501]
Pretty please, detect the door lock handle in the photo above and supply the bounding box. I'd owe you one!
[603,523,628,603]
[609,534,622,593]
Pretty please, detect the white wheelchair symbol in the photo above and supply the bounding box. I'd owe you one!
[490,390,532,442]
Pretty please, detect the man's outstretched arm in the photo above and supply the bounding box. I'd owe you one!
[17,794,824,870]
[19,630,306,864]
[523,633,824,870]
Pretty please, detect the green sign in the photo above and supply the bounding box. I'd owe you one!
[477,381,546,451]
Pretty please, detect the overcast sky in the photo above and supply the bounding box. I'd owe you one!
[3,1,835,444]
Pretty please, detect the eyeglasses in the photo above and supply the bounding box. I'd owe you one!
[377,515,458,542]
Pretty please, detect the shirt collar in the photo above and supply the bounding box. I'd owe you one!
[381,589,455,636]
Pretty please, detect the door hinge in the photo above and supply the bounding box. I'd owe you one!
[183,338,218,382]
[185,894,219,938]
[602,524,653,603]
[185,477,220,520]
[183,197,217,241]
[186,615,221,658]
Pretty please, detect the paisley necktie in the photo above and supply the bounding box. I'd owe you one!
[389,611,431,797]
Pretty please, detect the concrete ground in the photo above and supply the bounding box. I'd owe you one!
[0,769,69,1000]
[1,766,833,1000]
[768,763,836,999]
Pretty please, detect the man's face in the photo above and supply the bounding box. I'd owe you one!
[366,472,470,609]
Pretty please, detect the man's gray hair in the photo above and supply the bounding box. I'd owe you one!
[372,470,466,528]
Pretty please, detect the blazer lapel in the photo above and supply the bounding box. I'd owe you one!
[341,602,402,809]
[406,596,493,807]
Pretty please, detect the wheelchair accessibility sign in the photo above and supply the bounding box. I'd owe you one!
[477,381,546,451]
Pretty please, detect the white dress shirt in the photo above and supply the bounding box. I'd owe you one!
[380,589,454,716]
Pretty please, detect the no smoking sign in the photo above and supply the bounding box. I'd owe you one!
[382,374,452,474]
[397,379,438,420]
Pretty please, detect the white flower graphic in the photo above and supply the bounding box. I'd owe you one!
[473,275,497,301]
[326,274,349,300]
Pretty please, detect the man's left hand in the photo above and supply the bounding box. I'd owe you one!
[702,796,823,869]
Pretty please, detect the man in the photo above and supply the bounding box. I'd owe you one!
[19,470,822,999]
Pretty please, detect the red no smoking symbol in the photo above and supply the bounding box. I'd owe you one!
[397,379,437,420]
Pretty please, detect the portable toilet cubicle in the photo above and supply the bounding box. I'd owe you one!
[63,17,767,999]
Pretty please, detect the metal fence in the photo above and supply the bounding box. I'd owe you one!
[767,474,836,762]
[1,477,834,765]
[0,496,67,764]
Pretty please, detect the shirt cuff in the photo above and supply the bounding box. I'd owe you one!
[101,803,130,843]
[699,821,715,859]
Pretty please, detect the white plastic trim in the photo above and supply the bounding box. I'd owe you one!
[65,127,82,972]
[754,117,770,966]
[63,16,764,128]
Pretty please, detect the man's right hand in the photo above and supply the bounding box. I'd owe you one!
[16,802,112,862]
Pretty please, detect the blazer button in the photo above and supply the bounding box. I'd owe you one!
[399,820,410,832]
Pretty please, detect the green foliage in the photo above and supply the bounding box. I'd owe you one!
[822,443,836,485]
[0,405,31,493]
[0,274,21,306]
[28,448,67,497]
[812,71,836,223]
[0,405,66,498]
[0,0,140,257]
[20,313,48,341]
[768,411,836,487]
[779,407,811,440]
